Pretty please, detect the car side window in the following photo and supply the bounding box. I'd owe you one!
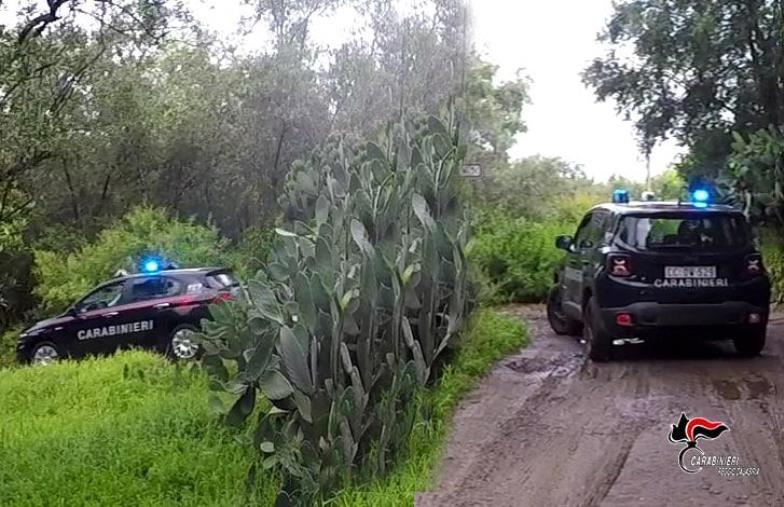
[592,210,613,245]
[76,282,125,313]
[129,277,181,303]
[573,213,596,250]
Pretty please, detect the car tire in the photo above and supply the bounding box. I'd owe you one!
[547,286,582,336]
[733,327,766,357]
[28,341,65,366]
[165,324,201,361]
[583,298,612,362]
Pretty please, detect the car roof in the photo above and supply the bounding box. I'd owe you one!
[105,267,228,285]
[591,201,742,215]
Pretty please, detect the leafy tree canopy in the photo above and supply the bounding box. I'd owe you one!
[583,0,784,180]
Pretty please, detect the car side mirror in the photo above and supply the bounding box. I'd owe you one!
[555,235,573,251]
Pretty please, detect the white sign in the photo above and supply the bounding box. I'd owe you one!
[460,164,482,178]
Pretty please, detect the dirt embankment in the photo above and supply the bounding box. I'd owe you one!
[417,306,784,507]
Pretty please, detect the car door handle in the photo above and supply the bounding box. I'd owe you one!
[104,312,119,317]
[154,303,171,309]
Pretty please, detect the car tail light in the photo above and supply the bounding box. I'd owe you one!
[616,313,633,327]
[607,254,632,277]
[745,254,764,276]
[212,290,232,303]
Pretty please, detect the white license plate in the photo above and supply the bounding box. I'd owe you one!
[664,266,716,279]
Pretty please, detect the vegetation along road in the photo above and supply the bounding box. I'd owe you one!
[418,306,784,507]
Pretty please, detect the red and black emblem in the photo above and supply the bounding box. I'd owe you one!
[668,413,729,473]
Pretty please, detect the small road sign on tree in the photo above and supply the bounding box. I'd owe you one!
[460,164,482,178]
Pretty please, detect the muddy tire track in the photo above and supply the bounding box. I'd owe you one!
[416,306,784,507]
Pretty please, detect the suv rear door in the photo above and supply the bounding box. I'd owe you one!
[613,212,755,303]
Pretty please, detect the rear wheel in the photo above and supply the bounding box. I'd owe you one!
[165,325,200,360]
[547,286,581,336]
[29,341,64,366]
[733,327,766,357]
[583,298,612,362]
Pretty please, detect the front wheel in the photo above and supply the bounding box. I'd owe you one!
[29,341,65,366]
[583,298,612,362]
[733,327,766,357]
[165,325,201,360]
[547,286,581,336]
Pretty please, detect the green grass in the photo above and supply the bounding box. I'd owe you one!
[0,351,278,506]
[331,308,527,506]
[0,308,525,506]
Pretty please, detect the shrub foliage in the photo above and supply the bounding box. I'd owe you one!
[33,207,229,312]
[198,115,474,503]
[469,213,571,303]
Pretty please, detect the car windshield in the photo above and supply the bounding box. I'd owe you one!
[617,213,750,250]
[77,283,124,313]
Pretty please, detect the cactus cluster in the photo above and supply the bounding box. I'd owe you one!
[198,114,474,504]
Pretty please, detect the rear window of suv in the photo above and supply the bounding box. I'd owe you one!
[616,213,750,250]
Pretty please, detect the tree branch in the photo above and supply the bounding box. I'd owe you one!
[17,0,71,44]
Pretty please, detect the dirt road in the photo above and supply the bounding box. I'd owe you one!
[416,306,784,507]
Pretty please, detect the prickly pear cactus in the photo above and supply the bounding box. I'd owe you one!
[198,113,474,504]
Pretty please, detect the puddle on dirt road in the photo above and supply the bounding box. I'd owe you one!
[713,375,775,400]
[713,379,742,400]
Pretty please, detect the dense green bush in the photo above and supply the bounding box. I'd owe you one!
[229,226,276,280]
[34,207,230,312]
[761,230,784,304]
[469,213,571,303]
[469,157,592,221]
[0,351,277,505]
[0,325,21,369]
[199,114,474,504]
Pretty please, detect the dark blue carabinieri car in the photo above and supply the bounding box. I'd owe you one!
[16,267,238,365]
[546,190,770,361]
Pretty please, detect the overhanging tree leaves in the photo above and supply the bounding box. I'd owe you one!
[0,0,190,226]
[583,0,784,180]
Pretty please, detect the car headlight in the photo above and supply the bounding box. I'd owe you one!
[19,329,41,340]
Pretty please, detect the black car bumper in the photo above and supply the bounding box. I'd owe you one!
[599,301,768,338]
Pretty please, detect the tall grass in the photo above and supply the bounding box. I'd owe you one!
[0,352,278,506]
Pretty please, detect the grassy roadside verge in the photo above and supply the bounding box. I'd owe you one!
[0,351,278,507]
[332,308,528,505]
[0,307,525,506]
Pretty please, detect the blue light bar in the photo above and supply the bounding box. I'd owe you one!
[691,189,710,208]
[142,259,160,273]
[612,189,630,204]
[692,189,709,202]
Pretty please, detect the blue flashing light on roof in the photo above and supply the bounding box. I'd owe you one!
[612,189,630,204]
[142,259,161,273]
[691,188,710,208]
